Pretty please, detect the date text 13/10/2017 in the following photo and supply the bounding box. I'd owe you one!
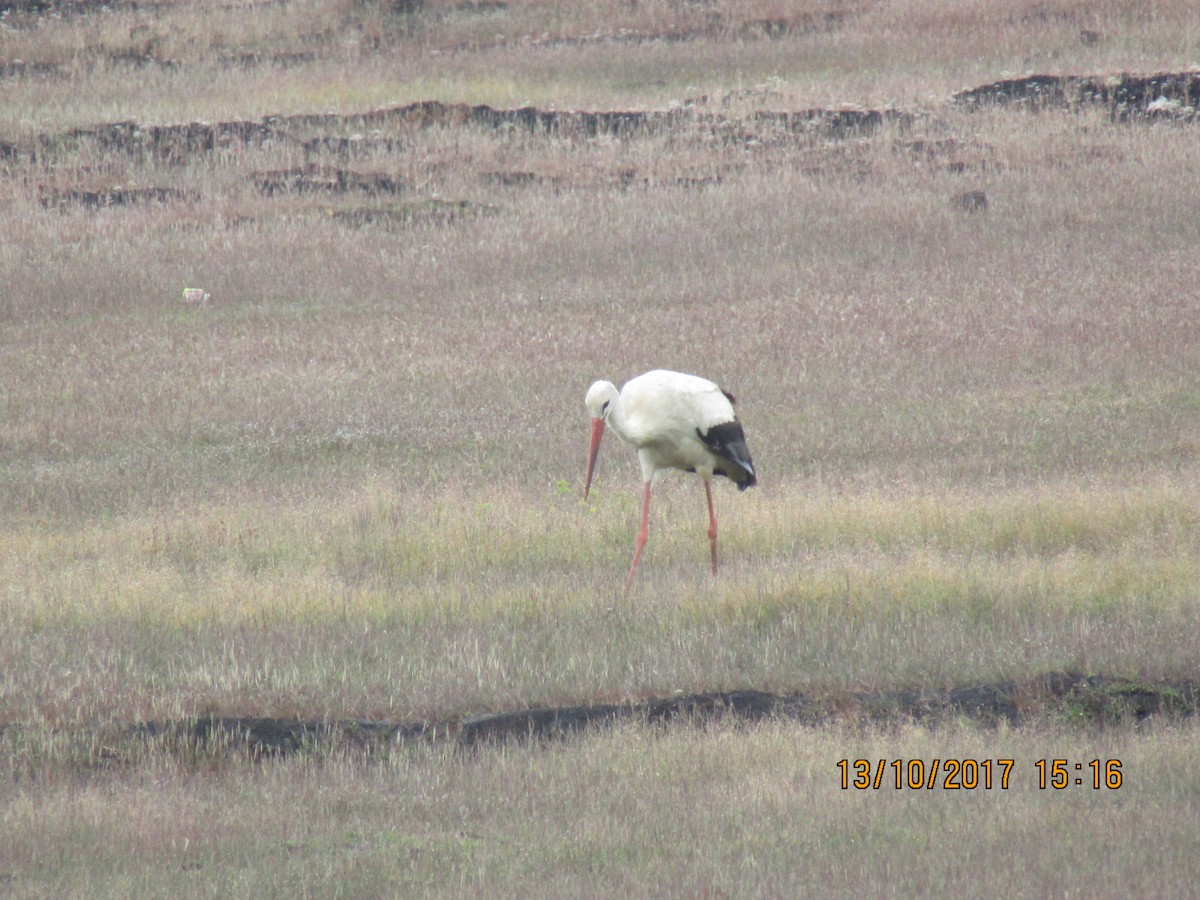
[836,759,1123,791]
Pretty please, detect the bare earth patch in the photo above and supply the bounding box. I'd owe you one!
[4,673,1193,762]
[953,71,1200,120]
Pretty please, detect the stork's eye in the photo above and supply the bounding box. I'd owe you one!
[601,400,610,415]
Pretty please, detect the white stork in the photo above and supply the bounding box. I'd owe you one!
[584,369,756,593]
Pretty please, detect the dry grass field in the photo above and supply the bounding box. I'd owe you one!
[3,0,1200,895]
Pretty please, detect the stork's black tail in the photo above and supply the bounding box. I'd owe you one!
[698,422,756,490]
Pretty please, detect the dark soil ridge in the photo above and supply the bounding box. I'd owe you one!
[0,100,904,166]
[2,673,1194,761]
[954,71,1200,120]
[5,70,1196,169]
[251,163,406,196]
[38,185,200,209]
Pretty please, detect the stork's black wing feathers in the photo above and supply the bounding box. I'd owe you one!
[697,421,757,490]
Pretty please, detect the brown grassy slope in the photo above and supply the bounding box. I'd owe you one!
[2,4,1200,894]
[3,0,1199,123]
[0,0,1198,719]
[2,102,1198,518]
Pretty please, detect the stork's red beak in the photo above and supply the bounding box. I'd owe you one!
[584,416,605,499]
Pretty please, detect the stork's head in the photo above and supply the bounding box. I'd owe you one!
[584,380,619,499]
[584,380,618,420]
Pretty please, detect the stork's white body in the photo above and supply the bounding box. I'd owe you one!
[584,369,756,593]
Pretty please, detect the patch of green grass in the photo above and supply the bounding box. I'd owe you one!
[2,475,1196,730]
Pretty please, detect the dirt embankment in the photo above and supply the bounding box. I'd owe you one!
[9,71,1198,219]
[953,71,1200,120]
[3,100,902,169]
[3,673,1192,762]
[8,71,1196,168]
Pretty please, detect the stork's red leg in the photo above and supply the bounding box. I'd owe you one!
[704,479,718,575]
[625,480,652,595]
